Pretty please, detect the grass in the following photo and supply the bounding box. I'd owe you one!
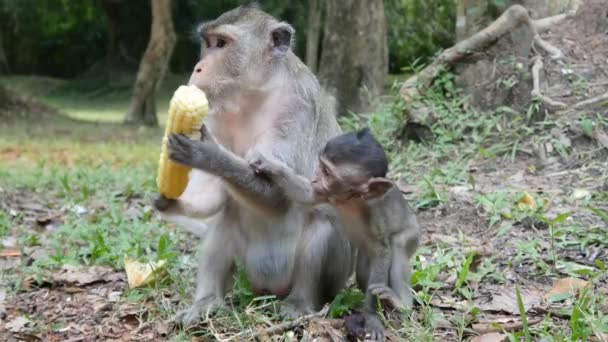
[0,73,189,124]
[1,73,607,341]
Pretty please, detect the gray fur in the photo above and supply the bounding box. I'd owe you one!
[157,6,354,325]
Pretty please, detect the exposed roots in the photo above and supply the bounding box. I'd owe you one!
[533,10,577,33]
[573,92,608,109]
[533,35,564,60]
[400,4,574,126]
[530,57,567,109]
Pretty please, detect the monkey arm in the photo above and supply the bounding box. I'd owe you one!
[248,151,319,205]
[364,250,392,311]
[168,134,288,212]
[274,170,318,205]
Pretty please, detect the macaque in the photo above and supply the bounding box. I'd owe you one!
[153,4,354,325]
[250,128,421,341]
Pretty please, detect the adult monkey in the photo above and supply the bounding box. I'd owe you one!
[154,4,354,325]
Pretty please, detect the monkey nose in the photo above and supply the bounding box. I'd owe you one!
[195,68,202,73]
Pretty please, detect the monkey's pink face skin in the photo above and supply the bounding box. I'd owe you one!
[188,50,224,92]
[188,31,236,95]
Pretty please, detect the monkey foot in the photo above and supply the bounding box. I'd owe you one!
[364,313,385,342]
[174,296,224,326]
[278,302,314,320]
[368,283,408,312]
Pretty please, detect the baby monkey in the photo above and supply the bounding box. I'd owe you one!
[250,128,420,341]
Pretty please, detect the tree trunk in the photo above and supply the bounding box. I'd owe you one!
[318,0,388,115]
[305,0,322,73]
[457,0,578,41]
[0,32,9,74]
[124,0,176,126]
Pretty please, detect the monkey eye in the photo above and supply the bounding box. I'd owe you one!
[204,38,211,49]
[216,38,227,48]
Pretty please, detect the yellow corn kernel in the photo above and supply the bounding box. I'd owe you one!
[157,85,209,199]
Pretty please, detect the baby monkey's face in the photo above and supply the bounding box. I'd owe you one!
[311,157,370,203]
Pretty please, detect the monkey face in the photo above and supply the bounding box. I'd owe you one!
[189,30,242,98]
[312,158,368,202]
[189,8,295,101]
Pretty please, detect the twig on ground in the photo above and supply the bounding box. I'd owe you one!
[573,92,608,109]
[531,57,568,109]
[473,317,543,334]
[227,305,331,341]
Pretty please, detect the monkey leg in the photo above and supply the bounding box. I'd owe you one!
[281,215,353,319]
[388,249,414,309]
[174,223,238,326]
[356,252,371,292]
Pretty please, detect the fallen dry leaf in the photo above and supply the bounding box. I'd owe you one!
[516,192,536,210]
[5,316,32,333]
[124,255,166,289]
[474,285,542,315]
[544,277,590,302]
[470,332,506,342]
[473,317,542,334]
[50,264,118,286]
[593,129,608,149]
[0,247,20,257]
[430,296,470,311]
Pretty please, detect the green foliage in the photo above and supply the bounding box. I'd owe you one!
[515,286,532,342]
[329,287,365,318]
[385,0,456,72]
[1,0,108,77]
[0,0,308,78]
[454,253,474,290]
[231,262,257,306]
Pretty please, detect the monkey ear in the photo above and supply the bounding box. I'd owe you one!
[270,22,294,56]
[365,178,393,199]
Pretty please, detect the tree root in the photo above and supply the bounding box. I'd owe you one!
[400,4,573,126]
[531,57,567,109]
[533,35,564,60]
[573,92,608,109]
[400,5,532,125]
[533,10,577,33]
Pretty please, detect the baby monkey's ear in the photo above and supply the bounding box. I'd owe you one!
[364,178,393,199]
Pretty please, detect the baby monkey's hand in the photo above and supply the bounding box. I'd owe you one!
[248,151,287,177]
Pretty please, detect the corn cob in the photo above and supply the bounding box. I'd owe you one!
[157,85,209,199]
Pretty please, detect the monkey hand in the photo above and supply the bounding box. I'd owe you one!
[248,151,286,177]
[198,124,218,146]
[168,133,220,172]
[153,194,176,212]
[368,283,406,312]
[174,296,224,326]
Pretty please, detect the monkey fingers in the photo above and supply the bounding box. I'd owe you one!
[277,301,314,320]
[368,283,405,312]
[174,295,224,326]
[153,195,176,212]
[168,134,196,166]
[199,124,211,141]
[247,152,276,176]
[363,313,385,342]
